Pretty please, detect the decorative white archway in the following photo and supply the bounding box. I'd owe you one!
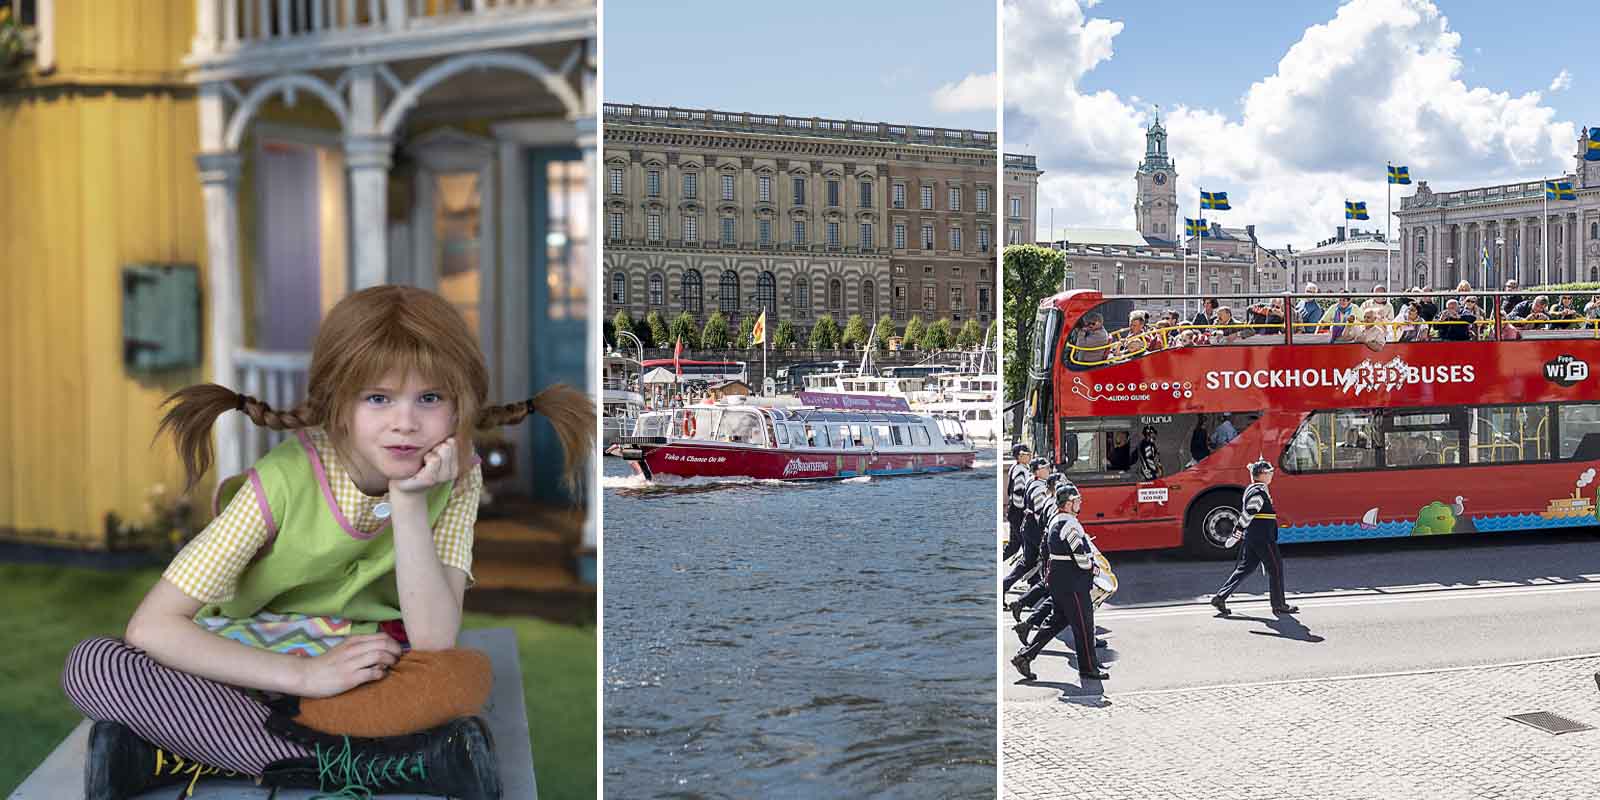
[379,48,583,136]
[224,73,351,150]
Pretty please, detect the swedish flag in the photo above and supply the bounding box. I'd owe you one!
[1199,190,1231,210]
[1345,201,1369,220]
[1587,128,1600,162]
[1388,165,1411,184]
[1185,218,1210,237]
[1547,180,1576,200]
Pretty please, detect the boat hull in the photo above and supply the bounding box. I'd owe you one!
[619,439,977,480]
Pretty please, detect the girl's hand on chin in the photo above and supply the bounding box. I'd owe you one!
[389,437,460,496]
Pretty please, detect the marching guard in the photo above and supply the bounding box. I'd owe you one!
[1210,459,1299,616]
[1004,443,1032,559]
[1012,480,1109,682]
[1002,457,1052,594]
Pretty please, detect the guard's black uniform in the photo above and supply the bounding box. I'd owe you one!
[1004,460,1031,559]
[1002,474,1051,593]
[1213,482,1288,608]
[1017,511,1102,676]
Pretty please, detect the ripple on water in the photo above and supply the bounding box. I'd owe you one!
[602,458,996,797]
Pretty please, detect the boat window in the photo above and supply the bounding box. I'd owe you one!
[1469,405,1549,464]
[891,426,905,446]
[717,409,763,443]
[847,424,865,447]
[911,425,930,446]
[1559,404,1600,459]
[804,423,828,448]
[774,422,788,446]
[872,424,892,446]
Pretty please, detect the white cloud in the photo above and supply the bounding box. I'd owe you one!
[1550,68,1572,92]
[931,72,997,114]
[1007,0,1577,252]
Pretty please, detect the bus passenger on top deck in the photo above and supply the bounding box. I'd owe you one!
[1359,286,1395,329]
[1192,298,1219,327]
[1069,313,1111,365]
[1209,306,1243,344]
[1550,295,1582,328]
[1111,311,1155,360]
[1396,303,1426,343]
[1325,295,1356,342]
[1436,299,1475,342]
[1246,298,1286,337]
[1296,283,1324,331]
[1508,295,1551,330]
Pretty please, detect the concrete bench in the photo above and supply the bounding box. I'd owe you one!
[10,627,537,799]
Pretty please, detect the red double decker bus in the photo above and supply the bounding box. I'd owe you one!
[1021,289,1600,556]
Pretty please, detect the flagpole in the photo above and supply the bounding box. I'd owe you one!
[1197,193,1205,309]
[1343,204,1350,292]
[1386,162,1392,290]
[1543,177,1549,287]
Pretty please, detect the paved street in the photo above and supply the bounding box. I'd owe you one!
[1002,529,1600,798]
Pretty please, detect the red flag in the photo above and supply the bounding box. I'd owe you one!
[673,337,683,378]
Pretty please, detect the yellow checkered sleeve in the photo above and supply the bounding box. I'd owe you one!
[435,463,482,583]
[163,480,269,604]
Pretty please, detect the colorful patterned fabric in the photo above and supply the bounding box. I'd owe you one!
[194,612,377,657]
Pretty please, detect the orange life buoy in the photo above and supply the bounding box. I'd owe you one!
[683,415,697,438]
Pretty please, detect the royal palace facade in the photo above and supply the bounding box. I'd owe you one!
[602,103,998,339]
[1397,129,1600,290]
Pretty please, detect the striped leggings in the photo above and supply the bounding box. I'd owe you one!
[60,637,312,775]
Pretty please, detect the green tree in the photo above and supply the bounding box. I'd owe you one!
[873,315,897,351]
[772,319,797,350]
[902,316,926,351]
[923,318,953,350]
[736,315,757,349]
[602,316,615,348]
[1004,244,1067,432]
[701,311,730,349]
[645,311,669,349]
[840,314,869,349]
[611,310,635,349]
[956,318,983,349]
[669,311,698,348]
[986,319,998,350]
[809,314,840,350]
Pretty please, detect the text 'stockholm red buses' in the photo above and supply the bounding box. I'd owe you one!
[1022,289,1600,556]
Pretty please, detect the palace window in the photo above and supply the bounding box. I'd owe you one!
[607,212,623,240]
[860,223,874,249]
[977,188,989,212]
[721,174,735,201]
[894,224,907,250]
[892,183,906,209]
[860,181,873,208]
[721,217,736,245]
[829,278,843,310]
[683,172,698,199]
[610,272,626,303]
[758,219,772,246]
[827,180,840,207]
[757,272,776,317]
[607,167,623,195]
[684,215,698,243]
[758,175,772,203]
[793,220,807,245]
[948,187,961,211]
[648,273,663,305]
[720,270,739,313]
[950,226,962,252]
[922,224,934,250]
[646,169,661,197]
[921,185,934,210]
[792,176,806,205]
[827,221,841,247]
[647,214,662,242]
[682,270,702,313]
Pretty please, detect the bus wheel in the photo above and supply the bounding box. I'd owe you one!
[1186,491,1243,559]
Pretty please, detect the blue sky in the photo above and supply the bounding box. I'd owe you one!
[1005,0,1593,249]
[603,0,998,131]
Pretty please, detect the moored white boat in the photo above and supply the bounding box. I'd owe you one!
[618,394,978,480]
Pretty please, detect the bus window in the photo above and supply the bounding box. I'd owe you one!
[1560,404,1600,459]
[1470,405,1549,464]
[1286,410,1377,472]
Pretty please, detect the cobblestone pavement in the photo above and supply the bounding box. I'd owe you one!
[1004,655,1600,800]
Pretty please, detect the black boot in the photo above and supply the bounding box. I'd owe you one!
[1012,621,1032,645]
[260,715,501,800]
[85,720,242,800]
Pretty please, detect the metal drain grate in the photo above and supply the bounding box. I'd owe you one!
[1506,712,1595,735]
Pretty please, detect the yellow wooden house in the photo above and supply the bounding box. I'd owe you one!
[1,0,597,550]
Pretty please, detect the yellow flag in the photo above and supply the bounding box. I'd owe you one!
[751,310,767,345]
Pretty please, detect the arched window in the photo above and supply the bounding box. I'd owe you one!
[795,278,810,317]
[829,278,843,310]
[757,272,776,317]
[1592,222,1598,240]
[611,272,627,304]
[648,273,664,306]
[861,279,875,318]
[720,270,740,313]
[682,270,702,313]
[1416,233,1426,254]
[1592,267,1598,282]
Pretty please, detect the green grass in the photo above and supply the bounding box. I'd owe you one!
[0,563,594,800]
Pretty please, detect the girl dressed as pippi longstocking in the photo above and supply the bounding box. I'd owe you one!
[61,286,593,800]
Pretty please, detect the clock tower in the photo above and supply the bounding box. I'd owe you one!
[1135,110,1178,241]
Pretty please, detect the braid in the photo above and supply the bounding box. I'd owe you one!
[237,394,314,432]
[475,384,596,494]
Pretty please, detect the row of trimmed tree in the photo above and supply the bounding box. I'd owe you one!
[607,310,995,353]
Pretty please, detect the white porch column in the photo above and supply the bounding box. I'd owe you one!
[577,52,598,553]
[197,84,247,480]
[345,67,392,289]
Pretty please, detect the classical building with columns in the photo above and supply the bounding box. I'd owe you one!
[1288,227,1399,295]
[188,0,596,499]
[1397,130,1600,290]
[602,104,998,340]
[1005,153,1040,246]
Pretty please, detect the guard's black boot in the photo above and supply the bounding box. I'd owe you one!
[1210,595,1230,616]
[1078,668,1110,680]
[1012,621,1031,645]
[261,715,501,800]
[1008,601,1022,623]
[1010,653,1037,681]
[1095,638,1109,649]
[85,720,242,800]
[1272,604,1300,614]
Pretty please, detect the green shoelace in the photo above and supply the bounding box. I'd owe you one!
[306,736,428,800]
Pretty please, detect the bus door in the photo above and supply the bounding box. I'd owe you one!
[1057,416,1142,526]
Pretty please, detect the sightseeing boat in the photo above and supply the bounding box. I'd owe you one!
[618,393,979,480]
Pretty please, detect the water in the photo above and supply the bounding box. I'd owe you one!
[602,457,998,798]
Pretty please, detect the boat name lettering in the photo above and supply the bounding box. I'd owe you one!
[1202,359,1476,396]
[664,453,728,464]
[781,458,831,477]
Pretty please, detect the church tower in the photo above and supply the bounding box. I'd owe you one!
[1134,110,1178,242]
